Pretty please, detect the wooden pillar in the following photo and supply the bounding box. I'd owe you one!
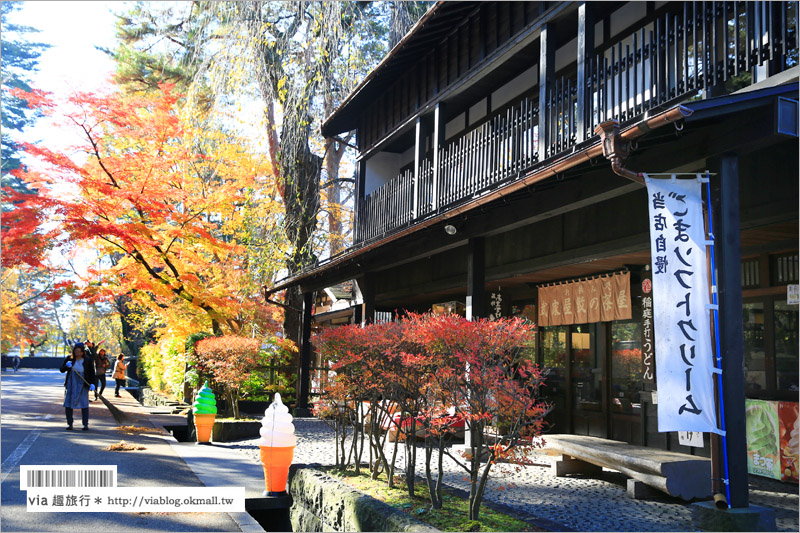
[432,102,447,212]
[466,237,486,321]
[358,273,375,326]
[354,158,366,243]
[413,117,427,220]
[538,23,555,162]
[295,291,314,416]
[711,154,748,508]
[576,3,595,143]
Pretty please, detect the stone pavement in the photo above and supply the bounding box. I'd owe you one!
[224,419,799,533]
[0,369,259,533]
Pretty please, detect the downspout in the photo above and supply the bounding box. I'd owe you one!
[594,107,693,184]
[595,119,644,183]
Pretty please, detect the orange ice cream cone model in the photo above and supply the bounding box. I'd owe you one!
[257,393,297,495]
[259,445,295,492]
[194,413,216,443]
[193,382,217,443]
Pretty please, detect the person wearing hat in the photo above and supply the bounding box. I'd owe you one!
[60,343,97,430]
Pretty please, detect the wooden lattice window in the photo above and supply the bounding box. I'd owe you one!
[741,258,760,289]
[772,253,799,285]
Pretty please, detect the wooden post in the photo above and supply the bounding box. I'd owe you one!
[359,273,375,326]
[295,291,314,417]
[466,237,486,321]
[711,154,748,508]
[413,117,427,220]
[576,3,595,143]
[354,158,366,243]
[538,23,555,162]
[432,102,447,212]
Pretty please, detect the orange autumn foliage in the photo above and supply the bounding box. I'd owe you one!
[5,84,286,336]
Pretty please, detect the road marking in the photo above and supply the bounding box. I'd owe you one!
[1,430,41,484]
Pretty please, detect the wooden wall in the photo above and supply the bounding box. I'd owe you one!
[358,2,544,151]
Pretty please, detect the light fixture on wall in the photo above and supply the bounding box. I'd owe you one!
[444,224,457,235]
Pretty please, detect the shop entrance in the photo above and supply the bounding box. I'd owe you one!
[539,321,643,443]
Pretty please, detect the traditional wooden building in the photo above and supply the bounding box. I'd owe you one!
[273,0,799,501]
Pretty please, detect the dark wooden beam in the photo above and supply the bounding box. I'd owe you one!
[432,102,447,211]
[376,231,651,305]
[577,3,595,143]
[413,116,427,219]
[467,237,486,320]
[711,153,748,508]
[355,158,366,243]
[295,291,314,416]
[538,22,555,162]
[359,273,375,325]
[297,169,641,293]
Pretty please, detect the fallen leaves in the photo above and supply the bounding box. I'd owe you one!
[115,425,163,435]
[106,440,146,451]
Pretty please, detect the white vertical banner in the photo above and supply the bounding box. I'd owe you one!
[645,176,720,434]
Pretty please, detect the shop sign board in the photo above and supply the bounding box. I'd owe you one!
[641,268,655,383]
[537,272,631,327]
[645,176,718,434]
[678,431,704,447]
[788,284,799,305]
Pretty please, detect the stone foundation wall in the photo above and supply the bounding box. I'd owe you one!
[139,387,181,407]
[288,466,438,533]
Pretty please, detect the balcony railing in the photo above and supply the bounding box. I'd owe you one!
[355,1,797,244]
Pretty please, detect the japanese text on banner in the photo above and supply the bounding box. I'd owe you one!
[645,176,720,434]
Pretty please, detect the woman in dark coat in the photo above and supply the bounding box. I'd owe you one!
[60,343,96,430]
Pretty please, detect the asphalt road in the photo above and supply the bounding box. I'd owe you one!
[1,369,243,532]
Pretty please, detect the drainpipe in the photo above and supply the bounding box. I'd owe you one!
[594,120,644,184]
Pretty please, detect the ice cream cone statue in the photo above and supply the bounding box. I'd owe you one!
[258,393,296,495]
[193,382,217,443]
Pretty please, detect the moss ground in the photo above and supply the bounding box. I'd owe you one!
[325,466,546,532]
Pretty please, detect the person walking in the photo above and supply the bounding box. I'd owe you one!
[112,354,128,397]
[60,343,96,430]
[84,340,97,359]
[94,348,110,400]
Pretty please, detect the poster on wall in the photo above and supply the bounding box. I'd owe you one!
[779,402,799,483]
[745,399,781,480]
[645,176,718,433]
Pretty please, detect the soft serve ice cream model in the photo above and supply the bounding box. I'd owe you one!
[258,393,296,494]
[193,381,217,443]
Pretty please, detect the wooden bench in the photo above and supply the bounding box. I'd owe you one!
[545,434,711,501]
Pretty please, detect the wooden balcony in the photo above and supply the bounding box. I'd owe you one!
[354,1,798,244]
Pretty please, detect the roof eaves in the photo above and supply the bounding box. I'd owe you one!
[320,1,448,137]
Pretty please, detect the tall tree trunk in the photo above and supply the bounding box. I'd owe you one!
[113,294,157,359]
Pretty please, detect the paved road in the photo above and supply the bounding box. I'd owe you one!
[0,369,244,532]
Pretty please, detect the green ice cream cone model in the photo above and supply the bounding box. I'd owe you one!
[193,382,217,443]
